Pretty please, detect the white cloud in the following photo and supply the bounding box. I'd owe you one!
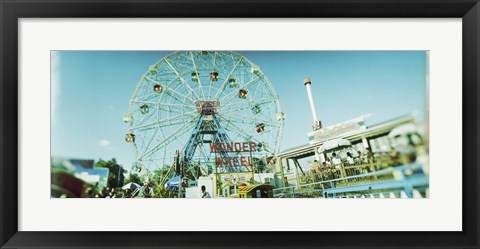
[99,139,111,147]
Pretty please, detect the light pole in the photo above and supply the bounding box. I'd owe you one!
[304,77,322,131]
[304,77,324,163]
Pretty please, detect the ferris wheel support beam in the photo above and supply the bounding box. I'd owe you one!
[178,115,204,176]
[179,112,248,177]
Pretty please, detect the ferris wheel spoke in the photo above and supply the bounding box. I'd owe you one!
[159,116,197,141]
[136,112,195,130]
[242,72,264,86]
[134,83,165,102]
[159,124,196,158]
[220,116,262,127]
[163,58,201,101]
[137,115,196,131]
[155,107,188,116]
[138,126,160,156]
[212,56,244,100]
[130,139,140,160]
[130,111,198,131]
[250,81,277,104]
[128,78,151,118]
[219,74,264,104]
[144,75,196,104]
[134,119,196,133]
[207,51,218,99]
[220,96,279,110]
[218,107,248,117]
[217,115,262,143]
[221,113,275,127]
[189,51,206,100]
[131,100,196,110]
[263,76,278,96]
[130,107,159,126]
[139,120,196,161]
[226,130,244,145]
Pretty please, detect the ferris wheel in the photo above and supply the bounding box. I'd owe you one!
[124,51,285,176]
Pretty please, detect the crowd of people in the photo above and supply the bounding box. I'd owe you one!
[308,145,421,182]
[80,186,129,198]
[80,182,155,198]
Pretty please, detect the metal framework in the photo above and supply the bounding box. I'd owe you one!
[177,112,244,176]
[124,51,284,176]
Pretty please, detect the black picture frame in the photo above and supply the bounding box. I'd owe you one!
[1,0,478,248]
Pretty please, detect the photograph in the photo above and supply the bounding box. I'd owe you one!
[51,50,429,199]
[2,0,477,247]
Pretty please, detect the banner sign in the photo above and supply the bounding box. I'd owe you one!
[221,173,249,184]
[308,117,367,144]
[210,142,256,167]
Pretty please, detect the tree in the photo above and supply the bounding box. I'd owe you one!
[151,165,174,186]
[94,158,126,189]
[124,173,143,186]
[153,184,176,198]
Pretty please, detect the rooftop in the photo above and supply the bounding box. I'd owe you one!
[277,114,416,159]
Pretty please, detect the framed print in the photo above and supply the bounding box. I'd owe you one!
[1,0,479,248]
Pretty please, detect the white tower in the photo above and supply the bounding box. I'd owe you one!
[304,77,322,131]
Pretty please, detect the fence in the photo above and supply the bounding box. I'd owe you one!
[273,163,428,198]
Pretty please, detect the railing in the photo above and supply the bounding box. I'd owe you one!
[273,163,428,198]
[300,162,379,186]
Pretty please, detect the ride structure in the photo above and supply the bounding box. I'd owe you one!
[175,101,243,176]
[124,51,285,186]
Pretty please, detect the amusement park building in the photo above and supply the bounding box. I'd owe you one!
[274,114,419,187]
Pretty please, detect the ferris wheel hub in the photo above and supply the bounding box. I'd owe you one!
[195,101,220,115]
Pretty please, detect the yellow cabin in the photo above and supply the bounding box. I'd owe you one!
[237,184,274,198]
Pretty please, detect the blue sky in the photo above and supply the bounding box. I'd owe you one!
[51,51,427,172]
